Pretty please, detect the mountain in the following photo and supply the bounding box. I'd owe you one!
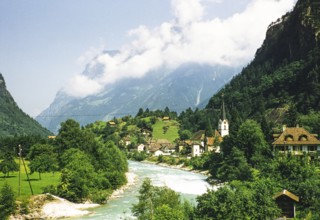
[37,62,238,132]
[0,73,52,137]
[207,0,320,125]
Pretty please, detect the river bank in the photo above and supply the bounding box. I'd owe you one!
[141,160,211,176]
[9,172,137,220]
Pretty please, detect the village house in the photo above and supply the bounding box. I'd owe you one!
[120,136,131,147]
[108,121,116,126]
[274,189,299,219]
[148,139,175,156]
[272,125,320,158]
[136,143,145,152]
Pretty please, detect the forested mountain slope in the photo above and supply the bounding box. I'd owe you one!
[0,73,52,137]
[208,0,320,125]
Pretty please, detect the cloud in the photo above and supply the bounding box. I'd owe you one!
[65,0,296,97]
[64,74,103,97]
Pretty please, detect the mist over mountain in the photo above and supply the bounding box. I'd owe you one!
[36,0,295,133]
[37,60,238,132]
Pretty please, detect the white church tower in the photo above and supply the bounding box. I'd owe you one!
[218,96,229,137]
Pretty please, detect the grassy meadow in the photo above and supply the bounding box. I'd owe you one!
[0,159,60,200]
[152,119,179,142]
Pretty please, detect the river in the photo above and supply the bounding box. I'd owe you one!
[69,161,213,220]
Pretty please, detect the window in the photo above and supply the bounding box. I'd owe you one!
[299,135,308,141]
[285,135,294,141]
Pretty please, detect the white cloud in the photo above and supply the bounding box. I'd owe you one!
[64,74,103,98]
[65,0,296,97]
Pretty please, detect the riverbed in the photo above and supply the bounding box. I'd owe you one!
[68,160,213,220]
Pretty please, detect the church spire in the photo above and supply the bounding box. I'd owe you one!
[221,94,226,120]
[218,93,229,137]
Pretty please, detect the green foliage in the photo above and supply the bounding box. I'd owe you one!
[57,149,96,203]
[178,129,192,141]
[196,179,280,219]
[0,182,16,220]
[299,111,320,134]
[0,152,19,178]
[236,119,270,167]
[259,154,320,218]
[188,153,211,170]
[132,178,194,220]
[0,135,47,157]
[0,73,52,137]
[27,144,58,180]
[54,119,128,203]
[128,150,148,162]
[217,148,253,182]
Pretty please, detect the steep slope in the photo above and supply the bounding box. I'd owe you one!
[207,0,320,122]
[0,73,52,137]
[37,63,238,132]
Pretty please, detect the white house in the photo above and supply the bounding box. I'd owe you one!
[137,144,145,152]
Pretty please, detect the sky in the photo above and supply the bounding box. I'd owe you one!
[0,0,296,117]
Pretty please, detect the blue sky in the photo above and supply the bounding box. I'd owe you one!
[0,0,295,117]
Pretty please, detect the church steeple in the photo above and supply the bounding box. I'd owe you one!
[218,94,229,137]
[221,94,226,120]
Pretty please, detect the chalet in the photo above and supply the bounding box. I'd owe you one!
[272,125,320,157]
[191,141,203,157]
[148,139,174,156]
[191,131,206,157]
[206,131,222,153]
[120,136,131,147]
[274,189,299,219]
[163,116,170,121]
[108,121,116,126]
[137,144,145,152]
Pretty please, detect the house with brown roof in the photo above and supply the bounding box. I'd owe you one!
[274,189,299,219]
[272,125,320,157]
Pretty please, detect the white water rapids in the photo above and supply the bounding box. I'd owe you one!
[68,160,214,220]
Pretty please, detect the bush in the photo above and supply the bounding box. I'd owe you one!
[0,182,16,220]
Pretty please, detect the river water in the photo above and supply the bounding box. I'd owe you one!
[70,161,213,220]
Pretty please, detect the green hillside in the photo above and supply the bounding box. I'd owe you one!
[207,0,320,130]
[152,119,179,142]
[0,73,52,137]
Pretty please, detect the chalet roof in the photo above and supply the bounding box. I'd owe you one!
[156,139,171,144]
[272,127,320,146]
[192,130,205,141]
[148,143,162,152]
[207,137,215,146]
[273,189,299,202]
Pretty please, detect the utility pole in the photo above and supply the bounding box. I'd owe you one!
[19,145,34,196]
[18,145,21,197]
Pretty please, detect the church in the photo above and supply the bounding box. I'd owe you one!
[191,98,229,157]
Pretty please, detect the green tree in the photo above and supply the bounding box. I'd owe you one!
[0,152,19,178]
[57,149,96,202]
[217,148,253,182]
[236,119,270,166]
[0,182,16,220]
[178,129,192,140]
[132,178,192,220]
[284,104,299,127]
[196,180,280,220]
[27,144,58,180]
